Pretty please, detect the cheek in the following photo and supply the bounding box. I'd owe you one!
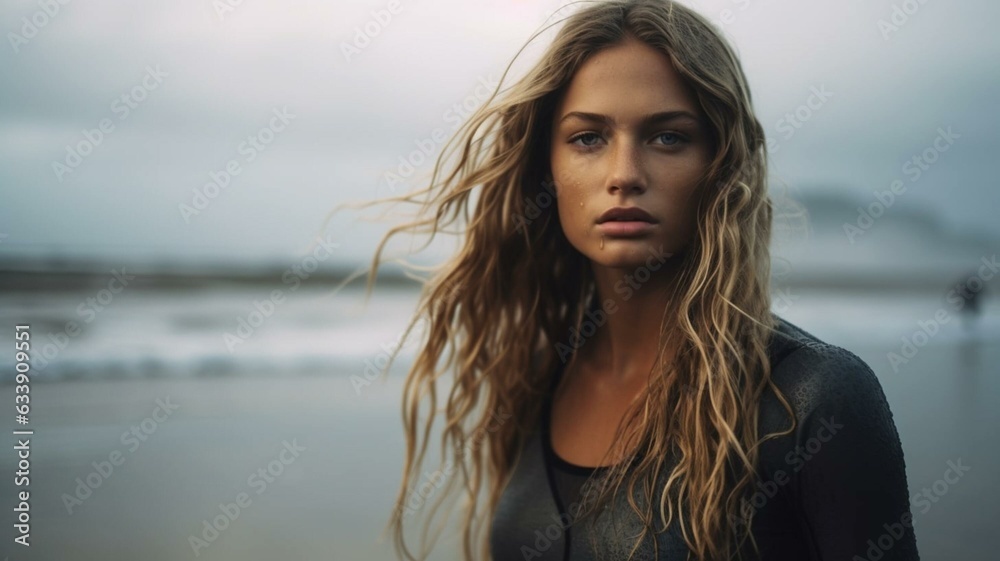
[669,187,703,239]
[652,173,703,234]
[553,178,591,242]
[552,168,585,211]
[555,185,582,229]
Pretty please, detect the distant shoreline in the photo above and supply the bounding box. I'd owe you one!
[0,264,983,294]
[0,261,422,292]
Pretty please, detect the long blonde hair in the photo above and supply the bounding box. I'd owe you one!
[328,1,797,559]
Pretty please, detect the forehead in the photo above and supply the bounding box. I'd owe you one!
[554,38,701,122]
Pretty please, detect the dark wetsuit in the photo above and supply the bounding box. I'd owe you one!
[490,315,920,560]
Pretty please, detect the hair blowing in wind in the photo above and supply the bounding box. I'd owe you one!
[323,1,798,559]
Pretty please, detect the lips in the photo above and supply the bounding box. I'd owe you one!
[596,206,658,224]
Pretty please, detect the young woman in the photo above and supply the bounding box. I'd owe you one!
[348,1,919,559]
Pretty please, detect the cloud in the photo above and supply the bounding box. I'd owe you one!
[1,0,996,268]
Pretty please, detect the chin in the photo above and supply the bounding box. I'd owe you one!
[586,238,677,270]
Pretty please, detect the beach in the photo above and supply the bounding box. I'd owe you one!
[0,284,997,560]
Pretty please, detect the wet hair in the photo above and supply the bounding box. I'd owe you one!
[329,1,795,559]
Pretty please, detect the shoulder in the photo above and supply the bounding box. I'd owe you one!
[753,318,919,559]
[757,315,900,462]
[763,314,887,424]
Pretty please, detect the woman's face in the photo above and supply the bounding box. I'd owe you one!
[549,37,714,270]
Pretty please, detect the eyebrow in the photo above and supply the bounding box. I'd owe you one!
[558,110,704,127]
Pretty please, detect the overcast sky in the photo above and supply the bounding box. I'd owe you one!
[1,0,997,269]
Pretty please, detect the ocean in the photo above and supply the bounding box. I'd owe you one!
[0,281,996,559]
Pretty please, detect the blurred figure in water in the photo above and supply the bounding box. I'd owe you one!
[949,268,988,331]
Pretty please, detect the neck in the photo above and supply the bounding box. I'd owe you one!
[581,248,686,385]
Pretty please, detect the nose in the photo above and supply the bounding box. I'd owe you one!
[605,137,646,196]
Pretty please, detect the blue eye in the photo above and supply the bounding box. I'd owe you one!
[656,132,684,146]
[570,132,602,148]
[569,132,686,151]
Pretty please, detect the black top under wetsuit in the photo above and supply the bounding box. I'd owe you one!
[490,315,920,560]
